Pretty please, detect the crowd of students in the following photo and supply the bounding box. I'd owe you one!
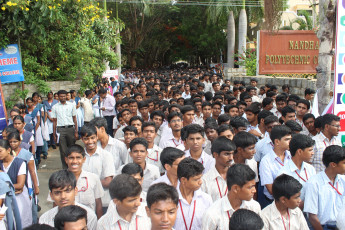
[0,68,345,230]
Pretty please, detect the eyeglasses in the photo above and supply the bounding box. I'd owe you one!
[329,124,341,129]
[170,119,182,123]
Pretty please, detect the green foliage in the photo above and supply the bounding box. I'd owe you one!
[5,83,29,109]
[0,0,122,94]
[234,42,257,76]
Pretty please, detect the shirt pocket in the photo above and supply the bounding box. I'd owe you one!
[78,189,95,209]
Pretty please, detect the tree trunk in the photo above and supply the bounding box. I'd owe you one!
[238,9,247,58]
[227,11,235,67]
[129,53,137,68]
[316,0,335,113]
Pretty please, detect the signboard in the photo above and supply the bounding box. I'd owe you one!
[0,80,7,138]
[0,44,25,84]
[334,0,345,146]
[258,30,322,74]
[102,69,118,81]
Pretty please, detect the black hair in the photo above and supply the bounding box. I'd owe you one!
[217,114,231,125]
[7,131,21,142]
[90,117,108,130]
[323,145,345,167]
[211,136,236,155]
[257,110,273,124]
[233,132,257,150]
[66,144,85,158]
[304,88,315,96]
[266,91,277,98]
[160,147,185,170]
[109,174,142,201]
[54,205,87,230]
[262,97,274,108]
[181,105,195,114]
[24,224,56,230]
[167,112,183,123]
[122,163,144,178]
[227,164,256,190]
[3,126,18,136]
[0,139,11,150]
[211,101,222,108]
[217,124,233,135]
[270,125,292,143]
[85,90,92,97]
[229,209,264,230]
[276,95,287,103]
[129,137,148,151]
[146,183,179,209]
[230,117,248,130]
[80,124,97,137]
[204,122,219,131]
[244,104,260,115]
[98,88,107,95]
[321,114,340,129]
[10,108,21,115]
[224,105,238,114]
[264,115,279,125]
[289,134,315,157]
[138,100,149,109]
[129,116,144,126]
[205,117,218,125]
[272,174,302,200]
[177,158,204,180]
[142,121,158,132]
[12,115,24,123]
[150,110,165,120]
[201,101,212,108]
[281,106,295,117]
[48,170,76,191]
[282,84,290,91]
[297,99,311,110]
[57,90,68,95]
[285,120,303,133]
[314,115,323,130]
[303,113,315,123]
[123,125,138,135]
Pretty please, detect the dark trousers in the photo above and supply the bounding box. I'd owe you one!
[49,133,56,146]
[35,146,42,165]
[104,116,114,137]
[57,126,76,169]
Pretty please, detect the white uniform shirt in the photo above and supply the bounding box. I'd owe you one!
[39,202,97,230]
[184,150,215,174]
[201,196,261,230]
[245,158,259,182]
[262,202,309,230]
[97,136,128,171]
[147,145,164,173]
[97,201,151,230]
[151,172,180,188]
[201,166,228,202]
[174,188,212,230]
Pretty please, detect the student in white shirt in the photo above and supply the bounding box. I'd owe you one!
[39,170,97,229]
[146,183,179,230]
[259,125,292,206]
[54,205,88,230]
[80,124,115,213]
[152,147,185,188]
[229,209,264,230]
[217,124,234,140]
[142,121,164,173]
[128,138,160,192]
[174,158,213,230]
[183,124,215,173]
[261,174,309,230]
[233,131,259,182]
[150,111,165,146]
[202,164,261,230]
[159,112,184,150]
[121,163,147,203]
[201,136,236,202]
[123,126,138,150]
[97,174,151,230]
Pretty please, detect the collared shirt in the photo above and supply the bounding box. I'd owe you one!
[159,134,185,151]
[262,202,309,230]
[245,158,259,182]
[151,172,179,188]
[259,150,291,199]
[51,101,76,126]
[39,202,97,229]
[101,94,116,116]
[184,150,215,174]
[203,139,212,155]
[312,132,342,173]
[97,136,128,171]
[97,201,151,230]
[201,166,228,202]
[182,91,191,99]
[154,126,163,146]
[194,113,204,127]
[80,97,94,122]
[147,145,164,174]
[296,118,309,133]
[174,187,212,230]
[201,196,261,230]
[304,172,345,225]
[278,160,316,200]
[83,147,115,207]
[254,136,274,162]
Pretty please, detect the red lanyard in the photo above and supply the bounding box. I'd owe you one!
[275,158,284,167]
[328,182,342,195]
[179,200,196,230]
[216,178,228,198]
[78,177,88,192]
[117,216,138,230]
[227,211,231,220]
[172,139,181,147]
[281,210,290,230]
[147,150,159,162]
[323,139,334,148]
[295,169,308,182]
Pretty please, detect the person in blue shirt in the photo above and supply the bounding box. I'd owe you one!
[304,145,345,230]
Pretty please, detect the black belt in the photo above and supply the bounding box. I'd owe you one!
[322,224,337,230]
[57,125,74,128]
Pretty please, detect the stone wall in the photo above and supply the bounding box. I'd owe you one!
[224,68,317,98]
[2,80,82,102]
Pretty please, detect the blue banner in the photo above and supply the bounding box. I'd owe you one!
[0,89,7,139]
[0,44,25,84]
